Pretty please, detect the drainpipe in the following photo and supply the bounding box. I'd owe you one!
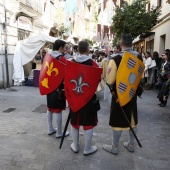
[3,0,9,88]
[0,23,6,89]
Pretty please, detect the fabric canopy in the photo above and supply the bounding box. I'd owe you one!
[13,33,57,84]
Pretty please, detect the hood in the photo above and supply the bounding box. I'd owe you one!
[65,53,72,59]
[110,53,119,59]
[73,54,91,63]
[102,57,109,61]
[120,48,139,57]
[51,51,63,58]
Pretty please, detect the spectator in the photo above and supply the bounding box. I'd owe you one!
[144,52,155,90]
[111,44,121,58]
[73,45,78,55]
[157,52,170,107]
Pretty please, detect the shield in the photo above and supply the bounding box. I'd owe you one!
[116,52,145,106]
[39,53,66,95]
[65,61,102,112]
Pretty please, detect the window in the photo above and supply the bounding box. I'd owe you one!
[157,0,162,7]
[120,0,125,7]
[148,3,150,12]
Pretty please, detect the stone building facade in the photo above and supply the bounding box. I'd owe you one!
[0,0,57,88]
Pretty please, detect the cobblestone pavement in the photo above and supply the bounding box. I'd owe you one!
[0,86,170,170]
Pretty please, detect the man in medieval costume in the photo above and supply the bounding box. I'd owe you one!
[67,40,100,155]
[46,40,69,138]
[103,34,143,155]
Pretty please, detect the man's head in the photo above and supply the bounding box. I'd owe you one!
[78,40,89,55]
[120,34,133,49]
[115,44,121,53]
[65,44,71,54]
[53,40,67,54]
[73,45,78,53]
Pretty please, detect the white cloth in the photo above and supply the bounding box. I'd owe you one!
[142,57,146,64]
[13,33,57,84]
[144,57,152,77]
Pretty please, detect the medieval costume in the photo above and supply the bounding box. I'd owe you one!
[103,48,143,155]
[69,54,99,155]
[101,57,109,100]
[46,51,69,137]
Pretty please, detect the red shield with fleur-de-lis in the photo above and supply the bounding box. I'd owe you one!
[65,60,102,112]
[39,53,66,95]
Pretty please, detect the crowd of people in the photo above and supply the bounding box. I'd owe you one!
[142,49,170,107]
[43,34,169,157]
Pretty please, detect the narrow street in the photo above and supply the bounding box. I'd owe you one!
[0,86,170,170]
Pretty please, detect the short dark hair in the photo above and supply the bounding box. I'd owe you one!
[78,40,89,54]
[116,44,121,50]
[165,49,170,53]
[92,54,96,59]
[153,51,159,59]
[73,45,78,51]
[146,51,151,57]
[121,34,132,47]
[165,52,170,62]
[53,40,66,51]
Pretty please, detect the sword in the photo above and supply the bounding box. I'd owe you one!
[107,83,142,148]
[59,113,71,149]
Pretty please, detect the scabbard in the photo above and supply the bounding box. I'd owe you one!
[59,113,71,149]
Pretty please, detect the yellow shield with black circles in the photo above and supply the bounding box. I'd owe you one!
[116,52,145,107]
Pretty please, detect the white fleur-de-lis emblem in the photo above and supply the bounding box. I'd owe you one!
[70,75,89,94]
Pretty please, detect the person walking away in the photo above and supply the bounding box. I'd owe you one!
[103,34,143,155]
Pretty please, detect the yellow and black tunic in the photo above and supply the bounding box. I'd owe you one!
[106,53,142,130]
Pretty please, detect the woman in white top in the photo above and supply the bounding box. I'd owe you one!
[144,52,156,90]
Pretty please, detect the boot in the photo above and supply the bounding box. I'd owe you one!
[70,126,79,153]
[160,101,167,107]
[55,112,69,138]
[83,129,97,156]
[103,130,122,155]
[123,127,136,153]
[47,110,56,135]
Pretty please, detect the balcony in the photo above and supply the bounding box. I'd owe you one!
[8,0,43,18]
